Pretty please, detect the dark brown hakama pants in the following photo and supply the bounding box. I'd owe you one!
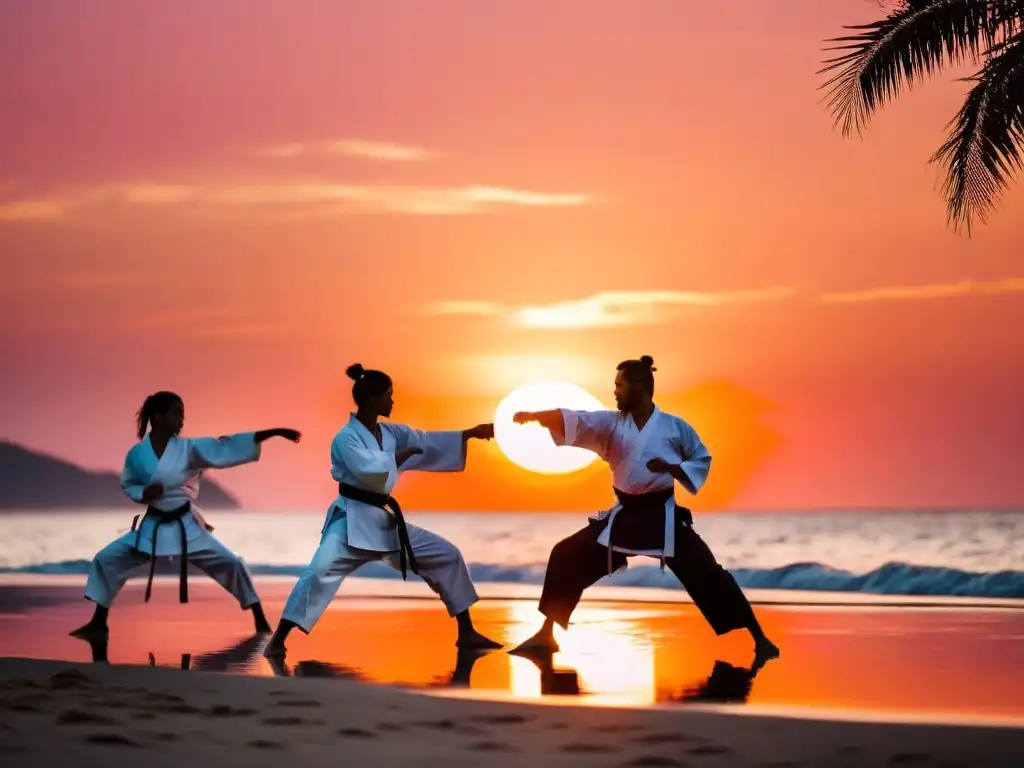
[537,489,756,635]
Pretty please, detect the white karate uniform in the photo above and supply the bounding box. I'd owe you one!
[281,414,478,633]
[84,432,262,609]
[555,405,712,563]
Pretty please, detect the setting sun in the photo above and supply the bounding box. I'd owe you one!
[493,380,605,474]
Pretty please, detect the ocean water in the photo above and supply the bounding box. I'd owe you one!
[1,509,1022,600]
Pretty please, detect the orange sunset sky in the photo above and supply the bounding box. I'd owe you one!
[1,0,1022,513]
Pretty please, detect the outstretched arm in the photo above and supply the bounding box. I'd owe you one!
[513,410,565,443]
[188,428,301,471]
[515,408,615,459]
[254,428,302,444]
[391,422,493,473]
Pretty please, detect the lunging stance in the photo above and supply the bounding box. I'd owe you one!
[264,364,501,656]
[512,357,779,665]
[71,391,301,637]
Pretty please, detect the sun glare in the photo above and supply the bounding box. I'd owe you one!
[494,380,605,474]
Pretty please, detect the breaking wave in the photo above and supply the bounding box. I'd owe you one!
[3,559,1022,599]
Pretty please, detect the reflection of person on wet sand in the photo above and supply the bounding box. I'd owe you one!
[191,634,267,672]
[71,631,109,664]
[668,659,765,705]
[425,648,492,688]
[148,651,191,670]
[70,391,302,639]
[141,635,269,673]
[264,657,363,680]
[514,652,582,696]
[512,357,780,667]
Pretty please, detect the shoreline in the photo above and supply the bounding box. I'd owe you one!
[2,573,1022,611]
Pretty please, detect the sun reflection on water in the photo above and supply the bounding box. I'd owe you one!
[507,602,657,706]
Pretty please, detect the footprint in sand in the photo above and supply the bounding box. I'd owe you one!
[208,704,257,717]
[338,727,377,739]
[377,721,404,732]
[414,719,484,736]
[150,702,203,715]
[623,757,683,767]
[6,700,42,714]
[469,714,531,725]
[57,709,119,726]
[688,744,730,756]
[248,739,286,750]
[597,724,642,734]
[631,733,692,745]
[889,754,930,765]
[144,692,185,704]
[469,740,515,752]
[561,743,611,754]
[83,733,137,747]
[47,670,95,690]
[264,716,324,726]
[272,699,322,708]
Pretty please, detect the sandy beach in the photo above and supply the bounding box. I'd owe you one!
[1,576,1023,765]
[3,656,1024,767]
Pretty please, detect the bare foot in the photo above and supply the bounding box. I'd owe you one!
[753,638,780,670]
[510,627,560,656]
[455,629,503,650]
[265,655,290,677]
[70,622,108,639]
[262,640,288,658]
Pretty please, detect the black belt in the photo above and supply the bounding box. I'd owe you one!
[131,501,191,603]
[337,482,418,580]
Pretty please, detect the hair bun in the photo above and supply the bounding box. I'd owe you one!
[345,363,365,381]
[639,355,656,371]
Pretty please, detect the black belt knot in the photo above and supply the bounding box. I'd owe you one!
[131,501,191,603]
[337,483,418,580]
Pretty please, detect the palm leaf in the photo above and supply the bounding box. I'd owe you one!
[931,29,1024,231]
[820,0,996,136]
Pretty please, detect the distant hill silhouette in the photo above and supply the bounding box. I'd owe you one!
[0,441,240,509]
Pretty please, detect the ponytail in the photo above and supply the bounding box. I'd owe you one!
[136,397,153,440]
[135,391,182,439]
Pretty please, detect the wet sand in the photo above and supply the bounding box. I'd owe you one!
[1,576,1023,765]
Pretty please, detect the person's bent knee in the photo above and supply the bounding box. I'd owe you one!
[549,536,578,564]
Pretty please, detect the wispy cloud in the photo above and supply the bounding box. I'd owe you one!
[0,181,596,222]
[433,277,1024,328]
[818,278,1024,303]
[0,200,65,222]
[254,138,432,162]
[432,287,797,328]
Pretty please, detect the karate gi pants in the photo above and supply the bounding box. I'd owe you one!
[84,530,260,609]
[281,515,479,633]
[538,514,756,635]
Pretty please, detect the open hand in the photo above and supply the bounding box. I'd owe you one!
[464,423,494,441]
[141,483,164,503]
[276,428,302,443]
[646,458,672,474]
[512,411,535,425]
